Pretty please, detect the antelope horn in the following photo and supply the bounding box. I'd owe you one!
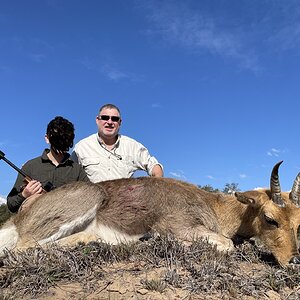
[270,161,285,207]
[289,172,300,207]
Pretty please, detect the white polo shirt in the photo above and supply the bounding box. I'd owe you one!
[72,133,162,183]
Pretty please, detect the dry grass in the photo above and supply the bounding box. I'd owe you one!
[0,235,300,299]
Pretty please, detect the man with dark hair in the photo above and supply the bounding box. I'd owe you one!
[46,116,75,153]
[72,104,163,183]
[7,116,89,213]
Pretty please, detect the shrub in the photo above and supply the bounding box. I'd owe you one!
[0,204,12,227]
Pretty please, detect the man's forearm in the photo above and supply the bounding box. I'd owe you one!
[7,192,25,213]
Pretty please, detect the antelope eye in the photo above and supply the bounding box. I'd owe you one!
[297,226,300,240]
[264,215,279,228]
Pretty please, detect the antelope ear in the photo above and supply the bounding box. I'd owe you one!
[235,192,255,205]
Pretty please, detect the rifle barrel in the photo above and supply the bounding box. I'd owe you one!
[0,151,30,179]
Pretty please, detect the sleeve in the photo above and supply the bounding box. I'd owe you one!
[77,165,90,182]
[7,172,27,213]
[6,161,33,213]
[71,149,79,164]
[134,143,163,176]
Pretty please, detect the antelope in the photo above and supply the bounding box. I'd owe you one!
[1,161,300,266]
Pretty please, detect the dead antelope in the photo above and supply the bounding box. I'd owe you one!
[1,161,300,266]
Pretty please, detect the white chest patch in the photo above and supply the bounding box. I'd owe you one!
[86,221,143,245]
[0,224,18,254]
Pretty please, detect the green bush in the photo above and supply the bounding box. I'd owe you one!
[0,203,12,226]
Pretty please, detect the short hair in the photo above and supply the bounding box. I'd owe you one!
[46,116,75,152]
[98,104,121,116]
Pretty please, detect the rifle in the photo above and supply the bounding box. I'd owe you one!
[0,150,54,193]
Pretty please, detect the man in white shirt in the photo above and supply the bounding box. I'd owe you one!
[72,104,163,183]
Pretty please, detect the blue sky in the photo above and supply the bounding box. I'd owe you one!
[1,0,300,197]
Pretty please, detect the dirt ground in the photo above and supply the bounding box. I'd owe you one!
[10,262,283,300]
[0,238,299,300]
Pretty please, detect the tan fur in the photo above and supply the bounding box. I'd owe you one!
[1,177,300,266]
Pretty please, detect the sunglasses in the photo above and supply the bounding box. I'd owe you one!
[98,115,121,122]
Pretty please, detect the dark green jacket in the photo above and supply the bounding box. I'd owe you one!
[7,149,90,213]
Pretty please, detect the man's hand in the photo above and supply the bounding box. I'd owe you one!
[21,180,43,198]
[151,165,164,177]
